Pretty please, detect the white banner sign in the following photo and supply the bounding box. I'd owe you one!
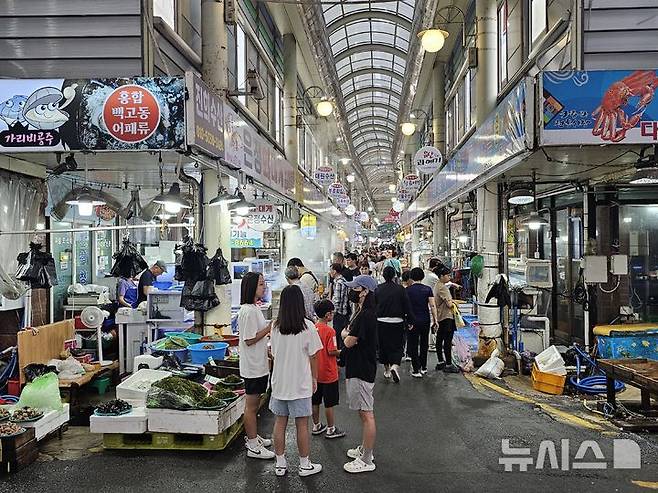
[414,146,443,175]
[314,166,336,186]
[327,182,346,199]
[401,173,421,192]
[247,204,276,232]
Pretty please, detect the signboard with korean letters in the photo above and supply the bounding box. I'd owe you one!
[0,77,185,152]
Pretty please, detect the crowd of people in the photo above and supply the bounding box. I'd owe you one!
[237,246,462,477]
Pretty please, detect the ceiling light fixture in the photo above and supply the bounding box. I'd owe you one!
[154,182,192,214]
[523,211,550,230]
[346,173,355,183]
[401,122,416,136]
[388,184,396,193]
[228,190,256,216]
[66,187,106,216]
[508,186,535,205]
[316,99,334,117]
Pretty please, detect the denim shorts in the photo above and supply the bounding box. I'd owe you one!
[269,396,312,418]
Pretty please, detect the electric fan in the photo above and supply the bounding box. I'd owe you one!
[81,306,112,367]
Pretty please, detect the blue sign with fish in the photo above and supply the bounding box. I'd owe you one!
[0,78,186,152]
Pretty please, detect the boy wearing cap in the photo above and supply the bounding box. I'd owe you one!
[341,275,378,474]
[311,299,346,440]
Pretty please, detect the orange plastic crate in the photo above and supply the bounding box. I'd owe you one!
[531,363,566,395]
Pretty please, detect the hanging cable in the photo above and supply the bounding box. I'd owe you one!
[598,275,621,294]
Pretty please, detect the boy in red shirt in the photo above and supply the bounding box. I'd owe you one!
[311,300,346,439]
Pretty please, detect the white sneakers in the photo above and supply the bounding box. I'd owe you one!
[245,436,275,460]
[298,462,323,477]
[346,445,374,461]
[411,371,423,378]
[390,365,400,383]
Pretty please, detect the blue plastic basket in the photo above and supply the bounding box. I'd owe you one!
[188,342,229,364]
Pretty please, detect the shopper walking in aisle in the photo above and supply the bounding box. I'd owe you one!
[406,268,438,377]
[287,258,319,298]
[269,285,324,477]
[342,275,378,473]
[422,258,443,289]
[285,265,316,321]
[345,253,361,281]
[383,247,402,278]
[376,266,414,383]
[433,266,460,373]
[359,260,372,276]
[237,272,274,460]
[330,262,350,350]
[311,299,346,439]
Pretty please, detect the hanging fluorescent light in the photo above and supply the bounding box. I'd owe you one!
[346,173,355,183]
[392,200,405,212]
[418,28,450,53]
[401,122,416,136]
[153,183,191,214]
[339,158,351,165]
[523,211,550,230]
[508,186,535,205]
[66,187,106,216]
[345,204,356,216]
[458,231,470,243]
[279,204,298,230]
[228,191,256,216]
[367,206,373,212]
[388,184,396,193]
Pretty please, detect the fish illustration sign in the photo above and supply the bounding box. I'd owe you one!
[0,78,185,152]
[542,70,658,145]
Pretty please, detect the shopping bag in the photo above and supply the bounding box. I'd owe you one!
[452,304,465,328]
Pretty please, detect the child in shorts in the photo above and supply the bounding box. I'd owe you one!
[311,299,346,439]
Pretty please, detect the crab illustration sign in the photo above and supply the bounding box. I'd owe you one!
[0,78,185,152]
[542,70,658,145]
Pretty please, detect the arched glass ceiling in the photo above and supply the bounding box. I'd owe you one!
[322,1,414,180]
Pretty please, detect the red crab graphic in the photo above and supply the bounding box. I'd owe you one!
[592,70,658,142]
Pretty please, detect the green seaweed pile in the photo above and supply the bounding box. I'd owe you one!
[222,374,243,384]
[159,336,189,350]
[198,393,225,408]
[153,376,207,401]
[214,388,237,400]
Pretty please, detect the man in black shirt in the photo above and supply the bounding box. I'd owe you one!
[344,253,360,282]
[137,260,167,304]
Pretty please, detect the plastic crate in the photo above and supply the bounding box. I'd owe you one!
[531,363,566,395]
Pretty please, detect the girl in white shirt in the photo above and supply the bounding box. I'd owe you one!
[238,272,274,460]
[269,284,324,477]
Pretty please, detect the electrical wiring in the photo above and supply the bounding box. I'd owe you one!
[598,275,621,294]
[535,149,640,178]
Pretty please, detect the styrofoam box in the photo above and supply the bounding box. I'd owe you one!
[116,369,172,406]
[23,404,70,441]
[148,395,245,435]
[90,407,148,434]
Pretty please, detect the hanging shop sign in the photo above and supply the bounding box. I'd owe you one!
[247,204,276,232]
[400,78,533,226]
[397,188,413,203]
[230,221,263,248]
[0,78,185,152]
[222,103,296,197]
[336,195,351,209]
[185,72,224,158]
[314,166,336,187]
[414,146,443,175]
[401,173,421,192]
[300,214,317,239]
[327,182,346,199]
[541,69,658,145]
[388,208,400,218]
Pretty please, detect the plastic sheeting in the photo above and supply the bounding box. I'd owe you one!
[0,170,45,278]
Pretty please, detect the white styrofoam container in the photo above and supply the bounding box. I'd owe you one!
[22,404,70,441]
[147,395,245,435]
[116,369,172,405]
[90,407,148,434]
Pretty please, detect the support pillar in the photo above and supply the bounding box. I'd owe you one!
[283,34,298,164]
[432,62,446,155]
[202,170,232,333]
[433,209,447,257]
[201,0,228,92]
[475,0,498,126]
[476,186,499,304]
[411,227,420,268]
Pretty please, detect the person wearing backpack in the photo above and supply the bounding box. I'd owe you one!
[287,258,319,299]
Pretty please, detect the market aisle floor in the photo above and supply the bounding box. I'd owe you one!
[3,367,658,492]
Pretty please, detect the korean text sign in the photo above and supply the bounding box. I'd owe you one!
[0,77,185,152]
[542,70,658,145]
[185,73,224,158]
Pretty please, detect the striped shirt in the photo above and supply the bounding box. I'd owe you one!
[332,276,350,316]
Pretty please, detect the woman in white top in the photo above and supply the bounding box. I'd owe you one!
[238,272,274,460]
[269,284,324,477]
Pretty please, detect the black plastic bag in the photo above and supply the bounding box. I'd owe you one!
[110,239,148,278]
[208,248,232,285]
[23,363,58,382]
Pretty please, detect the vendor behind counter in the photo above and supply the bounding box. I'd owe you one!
[136,260,168,304]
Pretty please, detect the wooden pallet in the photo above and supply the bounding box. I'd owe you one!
[102,417,244,451]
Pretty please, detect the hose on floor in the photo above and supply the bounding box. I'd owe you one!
[569,375,625,395]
